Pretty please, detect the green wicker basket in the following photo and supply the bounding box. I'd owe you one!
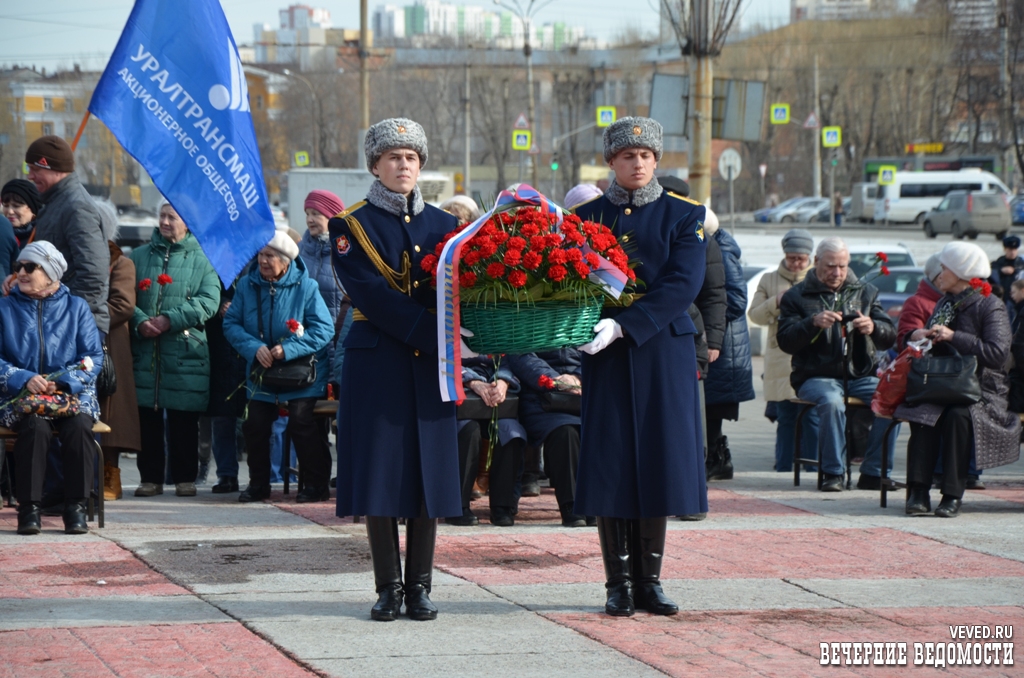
[460,298,605,355]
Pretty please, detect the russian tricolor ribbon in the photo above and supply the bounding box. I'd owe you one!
[436,184,563,403]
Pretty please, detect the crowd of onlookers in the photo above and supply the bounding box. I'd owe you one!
[1,133,1020,536]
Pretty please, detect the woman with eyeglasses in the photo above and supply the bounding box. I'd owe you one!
[0,241,104,535]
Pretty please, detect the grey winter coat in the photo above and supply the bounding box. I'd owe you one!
[34,173,110,332]
[298,230,344,376]
[895,292,1021,470]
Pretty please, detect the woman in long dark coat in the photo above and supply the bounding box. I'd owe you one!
[330,118,461,622]
[574,117,707,618]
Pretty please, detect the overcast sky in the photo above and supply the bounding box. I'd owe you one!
[0,0,790,72]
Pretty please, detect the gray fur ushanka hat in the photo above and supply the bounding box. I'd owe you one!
[603,116,663,162]
[364,117,429,172]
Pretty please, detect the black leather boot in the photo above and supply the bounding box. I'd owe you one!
[632,517,678,615]
[17,502,41,535]
[706,436,734,481]
[934,495,962,518]
[63,499,89,535]
[596,517,634,617]
[905,486,931,515]
[365,517,403,621]
[404,517,439,621]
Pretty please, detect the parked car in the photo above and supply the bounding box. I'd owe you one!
[871,266,925,320]
[921,190,1012,240]
[1010,194,1024,225]
[848,182,878,223]
[755,197,805,223]
[792,198,831,223]
[813,197,851,223]
[848,244,916,278]
[768,197,822,223]
[874,168,1010,224]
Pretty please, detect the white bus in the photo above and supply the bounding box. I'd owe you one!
[874,168,1010,224]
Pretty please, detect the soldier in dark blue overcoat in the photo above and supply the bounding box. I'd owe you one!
[573,117,708,618]
[329,118,461,623]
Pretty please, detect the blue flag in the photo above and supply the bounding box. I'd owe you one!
[89,0,274,286]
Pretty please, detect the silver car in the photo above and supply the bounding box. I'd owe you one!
[922,190,1012,240]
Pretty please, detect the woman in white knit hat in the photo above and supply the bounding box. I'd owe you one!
[898,241,1021,518]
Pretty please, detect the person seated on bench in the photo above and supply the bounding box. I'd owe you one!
[777,237,897,492]
[0,242,104,535]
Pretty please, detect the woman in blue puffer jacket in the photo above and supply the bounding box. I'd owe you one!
[703,210,755,481]
[0,242,103,535]
[298,190,346,387]
[224,225,334,504]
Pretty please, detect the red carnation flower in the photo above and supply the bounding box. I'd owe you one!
[538,374,556,390]
[981,282,992,297]
[434,242,445,256]
[547,249,568,265]
[523,251,543,270]
[486,262,506,279]
[508,270,527,288]
[545,233,563,248]
[492,230,509,245]
[286,318,300,333]
[530,236,548,251]
[459,271,478,288]
[157,273,173,286]
[503,249,522,267]
[548,264,568,282]
[138,278,152,291]
[508,236,527,251]
[626,268,636,282]
[582,222,599,236]
[520,224,540,238]
[463,250,482,267]
[565,248,584,263]
[573,261,591,278]
[877,252,889,263]
[880,265,890,276]
[585,252,601,269]
[478,240,498,257]
[420,253,438,273]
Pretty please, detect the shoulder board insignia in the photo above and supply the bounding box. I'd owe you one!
[569,194,602,214]
[335,200,367,219]
[667,191,701,206]
[695,221,705,242]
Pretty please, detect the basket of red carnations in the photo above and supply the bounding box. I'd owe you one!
[422,203,637,355]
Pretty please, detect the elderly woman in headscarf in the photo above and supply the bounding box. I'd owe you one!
[899,242,1021,518]
[0,242,103,535]
[223,224,334,504]
[439,195,481,224]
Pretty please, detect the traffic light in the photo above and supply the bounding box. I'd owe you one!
[550,153,559,171]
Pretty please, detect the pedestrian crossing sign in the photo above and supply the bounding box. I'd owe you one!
[294,151,310,167]
[822,127,841,148]
[596,106,617,127]
[770,104,790,125]
[512,130,532,151]
[878,165,897,185]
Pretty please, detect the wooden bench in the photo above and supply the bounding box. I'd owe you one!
[0,421,111,528]
[792,396,871,491]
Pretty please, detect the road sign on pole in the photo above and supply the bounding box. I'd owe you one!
[758,163,767,178]
[718,148,742,180]
[596,106,616,127]
[822,126,841,148]
[528,143,540,155]
[802,111,820,129]
[878,165,897,185]
[512,130,532,151]
[769,103,790,125]
[294,151,310,167]
[513,112,530,129]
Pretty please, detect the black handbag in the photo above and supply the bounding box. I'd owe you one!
[905,346,981,407]
[540,391,581,415]
[253,286,316,393]
[96,340,117,398]
[456,394,519,420]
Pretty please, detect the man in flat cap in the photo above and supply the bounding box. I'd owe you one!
[21,135,109,333]
[573,116,708,618]
[329,117,461,623]
[991,235,1024,315]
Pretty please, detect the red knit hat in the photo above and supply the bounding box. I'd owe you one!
[304,190,344,218]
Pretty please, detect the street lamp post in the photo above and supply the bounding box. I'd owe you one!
[494,0,552,190]
[283,68,317,167]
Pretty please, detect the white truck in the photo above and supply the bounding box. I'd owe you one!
[285,168,454,234]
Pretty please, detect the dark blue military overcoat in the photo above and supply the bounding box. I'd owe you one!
[329,198,462,519]
[573,189,709,518]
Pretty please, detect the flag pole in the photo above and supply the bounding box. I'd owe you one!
[70,110,91,151]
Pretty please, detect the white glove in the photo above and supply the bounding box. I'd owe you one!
[459,326,478,359]
[579,319,623,355]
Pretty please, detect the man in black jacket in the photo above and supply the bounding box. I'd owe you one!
[777,237,897,492]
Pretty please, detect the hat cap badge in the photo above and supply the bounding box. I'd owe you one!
[397,125,407,134]
[632,126,642,136]
[36,157,49,168]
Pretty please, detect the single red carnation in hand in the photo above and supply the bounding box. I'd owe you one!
[523,251,543,270]
[138,278,152,291]
[573,261,591,278]
[286,318,300,333]
[548,264,568,282]
[420,253,438,273]
[503,249,522,267]
[459,271,477,288]
[508,270,527,288]
[157,273,173,286]
[538,374,556,390]
[981,282,992,297]
[486,262,506,278]
[880,265,890,276]
[877,252,889,263]
[508,236,527,251]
